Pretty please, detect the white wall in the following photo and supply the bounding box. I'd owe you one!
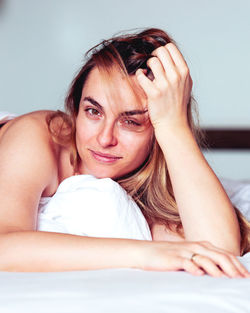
[0,0,249,179]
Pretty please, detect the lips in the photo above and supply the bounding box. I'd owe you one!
[89,150,122,163]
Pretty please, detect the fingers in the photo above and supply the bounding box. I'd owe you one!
[227,254,250,278]
[191,254,229,278]
[136,43,189,86]
[147,57,166,86]
[146,57,170,93]
[179,258,205,276]
[164,43,189,74]
[143,240,250,278]
[152,43,190,80]
[135,43,192,106]
[191,254,247,278]
[202,242,250,277]
[136,69,158,98]
[187,242,250,278]
[152,46,178,81]
[161,254,205,276]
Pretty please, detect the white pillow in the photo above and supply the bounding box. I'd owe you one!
[38,175,250,240]
[38,175,152,241]
[220,177,250,221]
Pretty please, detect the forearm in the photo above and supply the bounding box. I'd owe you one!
[155,125,241,254]
[136,42,240,254]
[0,231,141,272]
[0,228,248,278]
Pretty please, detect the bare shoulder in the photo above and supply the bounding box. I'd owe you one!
[0,110,61,189]
[0,110,54,139]
[1,110,56,161]
[0,111,62,233]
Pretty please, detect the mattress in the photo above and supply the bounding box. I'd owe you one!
[0,253,249,313]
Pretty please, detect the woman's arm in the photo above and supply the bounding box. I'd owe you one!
[0,231,250,277]
[0,231,249,278]
[0,113,248,277]
[0,231,138,272]
[156,124,240,254]
[136,44,241,255]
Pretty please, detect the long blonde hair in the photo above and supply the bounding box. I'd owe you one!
[47,28,250,255]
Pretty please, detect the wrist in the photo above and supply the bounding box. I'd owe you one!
[127,239,152,270]
[154,119,192,143]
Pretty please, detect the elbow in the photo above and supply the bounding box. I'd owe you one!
[220,232,242,256]
[230,222,243,256]
[228,244,241,257]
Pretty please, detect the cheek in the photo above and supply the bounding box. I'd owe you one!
[122,131,153,161]
[76,116,96,144]
[75,119,90,149]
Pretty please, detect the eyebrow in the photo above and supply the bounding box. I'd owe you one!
[83,96,148,116]
[83,96,103,111]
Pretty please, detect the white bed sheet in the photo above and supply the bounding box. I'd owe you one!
[0,253,250,313]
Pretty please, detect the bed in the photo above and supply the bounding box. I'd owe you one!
[1,128,250,313]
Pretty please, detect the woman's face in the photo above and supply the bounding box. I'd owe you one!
[75,67,154,179]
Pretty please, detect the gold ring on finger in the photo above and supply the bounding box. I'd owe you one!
[190,253,199,262]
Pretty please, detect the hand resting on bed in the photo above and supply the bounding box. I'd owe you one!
[35,174,250,278]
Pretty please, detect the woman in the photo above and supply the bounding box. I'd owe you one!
[0,28,249,277]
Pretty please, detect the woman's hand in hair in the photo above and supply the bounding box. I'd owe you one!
[136,43,192,132]
[137,240,250,278]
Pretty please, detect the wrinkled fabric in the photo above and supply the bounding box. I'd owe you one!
[38,175,152,240]
[0,253,249,313]
[221,177,250,220]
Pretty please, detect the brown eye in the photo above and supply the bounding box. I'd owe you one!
[85,108,101,116]
[119,117,142,130]
[124,119,140,126]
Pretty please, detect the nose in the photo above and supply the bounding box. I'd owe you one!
[97,121,118,148]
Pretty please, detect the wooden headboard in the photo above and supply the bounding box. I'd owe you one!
[201,129,250,150]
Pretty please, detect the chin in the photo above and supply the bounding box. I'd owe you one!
[83,163,132,180]
[89,170,117,180]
